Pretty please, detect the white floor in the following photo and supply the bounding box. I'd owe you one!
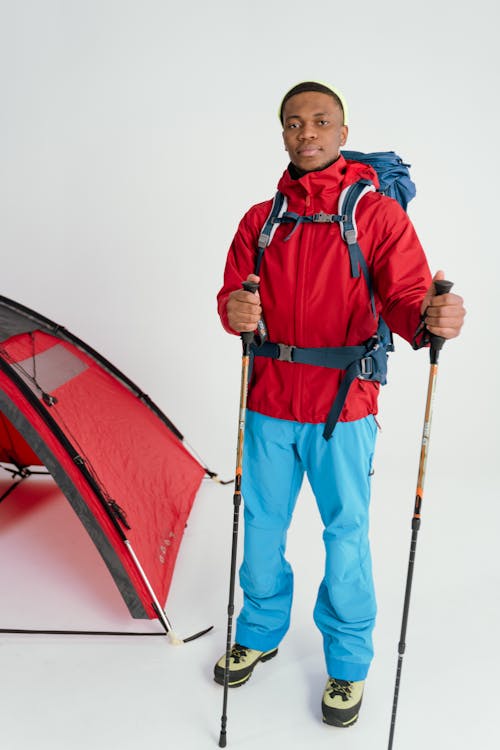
[0,466,498,750]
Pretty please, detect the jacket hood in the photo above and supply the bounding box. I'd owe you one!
[277,155,379,201]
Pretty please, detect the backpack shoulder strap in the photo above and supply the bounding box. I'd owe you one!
[338,179,377,317]
[255,191,287,275]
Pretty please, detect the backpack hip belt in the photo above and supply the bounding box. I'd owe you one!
[251,335,389,440]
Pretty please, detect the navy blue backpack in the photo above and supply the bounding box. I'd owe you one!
[341,151,416,209]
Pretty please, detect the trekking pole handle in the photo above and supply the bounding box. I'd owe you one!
[240,281,258,347]
[429,279,453,363]
[241,280,268,347]
[242,280,259,294]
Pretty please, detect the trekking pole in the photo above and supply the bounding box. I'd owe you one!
[218,280,265,749]
[388,280,454,749]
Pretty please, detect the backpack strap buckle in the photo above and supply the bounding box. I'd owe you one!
[344,228,357,245]
[277,343,295,362]
[359,355,374,377]
[311,212,343,223]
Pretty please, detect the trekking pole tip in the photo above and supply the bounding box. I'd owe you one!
[218,731,227,748]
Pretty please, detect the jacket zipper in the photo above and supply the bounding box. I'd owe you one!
[292,191,312,419]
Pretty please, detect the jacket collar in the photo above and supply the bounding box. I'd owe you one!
[277,154,378,202]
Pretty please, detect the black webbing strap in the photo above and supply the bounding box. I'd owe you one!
[322,360,366,440]
[276,211,344,241]
[254,341,367,368]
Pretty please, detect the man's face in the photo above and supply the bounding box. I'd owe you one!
[282,91,348,172]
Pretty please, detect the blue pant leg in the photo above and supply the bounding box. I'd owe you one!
[300,416,378,681]
[236,411,304,652]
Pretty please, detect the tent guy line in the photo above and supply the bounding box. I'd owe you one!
[0,626,214,640]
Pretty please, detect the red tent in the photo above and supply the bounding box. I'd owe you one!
[0,295,211,640]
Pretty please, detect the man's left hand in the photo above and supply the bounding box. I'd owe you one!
[421,270,466,339]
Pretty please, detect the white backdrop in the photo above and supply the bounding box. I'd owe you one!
[0,2,498,749]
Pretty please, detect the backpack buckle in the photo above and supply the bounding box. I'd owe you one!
[344,228,357,245]
[359,356,374,378]
[258,233,270,249]
[277,344,295,362]
[312,212,342,223]
[312,212,331,223]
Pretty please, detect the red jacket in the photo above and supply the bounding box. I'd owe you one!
[217,156,432,424]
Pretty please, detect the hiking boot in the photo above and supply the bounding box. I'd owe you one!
[214,643,278,688]
[321,677,364,727]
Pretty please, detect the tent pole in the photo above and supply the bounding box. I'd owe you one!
[123,540,183,644]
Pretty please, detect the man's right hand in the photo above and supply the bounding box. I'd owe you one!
[226,274,262,333]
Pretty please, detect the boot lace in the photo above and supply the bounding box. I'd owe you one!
[230,644,249,664]
[327,678,353,702]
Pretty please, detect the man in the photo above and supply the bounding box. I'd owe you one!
[215,81,465,728]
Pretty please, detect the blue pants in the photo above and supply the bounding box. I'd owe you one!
[235,410,378,681]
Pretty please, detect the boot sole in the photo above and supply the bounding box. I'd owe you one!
[322,697,362,727]
[214,648,278,688]
[322,713,359,728]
